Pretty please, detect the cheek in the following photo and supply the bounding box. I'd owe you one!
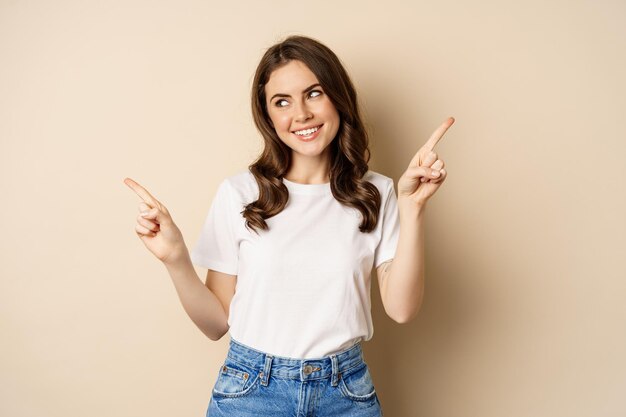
[324,108,340,130]
[273,115,292,133]
[322,104,340,124]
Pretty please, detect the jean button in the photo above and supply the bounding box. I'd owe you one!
[303,365,313,375]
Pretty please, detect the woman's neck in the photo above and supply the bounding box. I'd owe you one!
[284,157,330,184]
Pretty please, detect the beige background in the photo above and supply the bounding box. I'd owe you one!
[1,0,625,416]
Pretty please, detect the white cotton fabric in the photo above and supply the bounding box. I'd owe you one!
[190,169,400,359]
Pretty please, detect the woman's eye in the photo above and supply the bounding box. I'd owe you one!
[274,90,322,107]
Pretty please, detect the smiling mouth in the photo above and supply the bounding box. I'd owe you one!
[292,124,323,136]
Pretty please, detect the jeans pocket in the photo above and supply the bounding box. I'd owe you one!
[212,356,261,399]
[338,363,377,402]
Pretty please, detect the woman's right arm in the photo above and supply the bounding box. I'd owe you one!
[124,177,228,341]
[163,253,229,341]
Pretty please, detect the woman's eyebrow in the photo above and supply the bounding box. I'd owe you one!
[270,83,321,102]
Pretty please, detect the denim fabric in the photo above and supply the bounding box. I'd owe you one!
[206,337,383,417]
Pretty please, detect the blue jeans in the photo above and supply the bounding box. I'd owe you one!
[206,337,383,416]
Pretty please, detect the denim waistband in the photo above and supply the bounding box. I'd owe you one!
[226,337,365,386]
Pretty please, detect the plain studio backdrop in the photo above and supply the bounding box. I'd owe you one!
[1,1,625,416]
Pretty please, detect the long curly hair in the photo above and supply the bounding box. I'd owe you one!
[243,34,383,234]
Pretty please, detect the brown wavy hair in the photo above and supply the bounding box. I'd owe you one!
[243,34,383,234]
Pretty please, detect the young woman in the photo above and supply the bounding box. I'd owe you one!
[124,35,452,417]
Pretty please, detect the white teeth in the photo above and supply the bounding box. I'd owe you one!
[294,125,320,136]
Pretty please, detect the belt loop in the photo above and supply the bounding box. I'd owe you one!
[330,354,340,387]
[260,354,273,386]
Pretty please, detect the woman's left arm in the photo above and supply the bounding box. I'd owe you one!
[379,117,454,324]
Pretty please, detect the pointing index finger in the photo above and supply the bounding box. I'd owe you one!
[422,116,455,152]
[123,178,159,207]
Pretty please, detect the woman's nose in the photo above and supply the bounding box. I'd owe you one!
[293,100,313,122]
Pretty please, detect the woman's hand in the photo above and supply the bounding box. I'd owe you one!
[397,117,454,207]
[124,178,188,265]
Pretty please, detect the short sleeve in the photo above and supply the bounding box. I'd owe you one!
[189,179,239,275]
[374,179,400,268]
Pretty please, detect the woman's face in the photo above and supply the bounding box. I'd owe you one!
[264,60,340,163]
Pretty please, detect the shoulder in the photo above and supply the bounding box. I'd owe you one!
[220,168,259,205]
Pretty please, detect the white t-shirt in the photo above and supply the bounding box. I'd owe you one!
[190,168,400,359]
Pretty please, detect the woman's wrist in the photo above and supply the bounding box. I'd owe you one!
[398,197,427,218]
[162,245,191,269]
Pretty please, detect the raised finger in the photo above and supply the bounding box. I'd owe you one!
[422,117,454,153]
[124,178,160,207]
[408,117,454,168]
